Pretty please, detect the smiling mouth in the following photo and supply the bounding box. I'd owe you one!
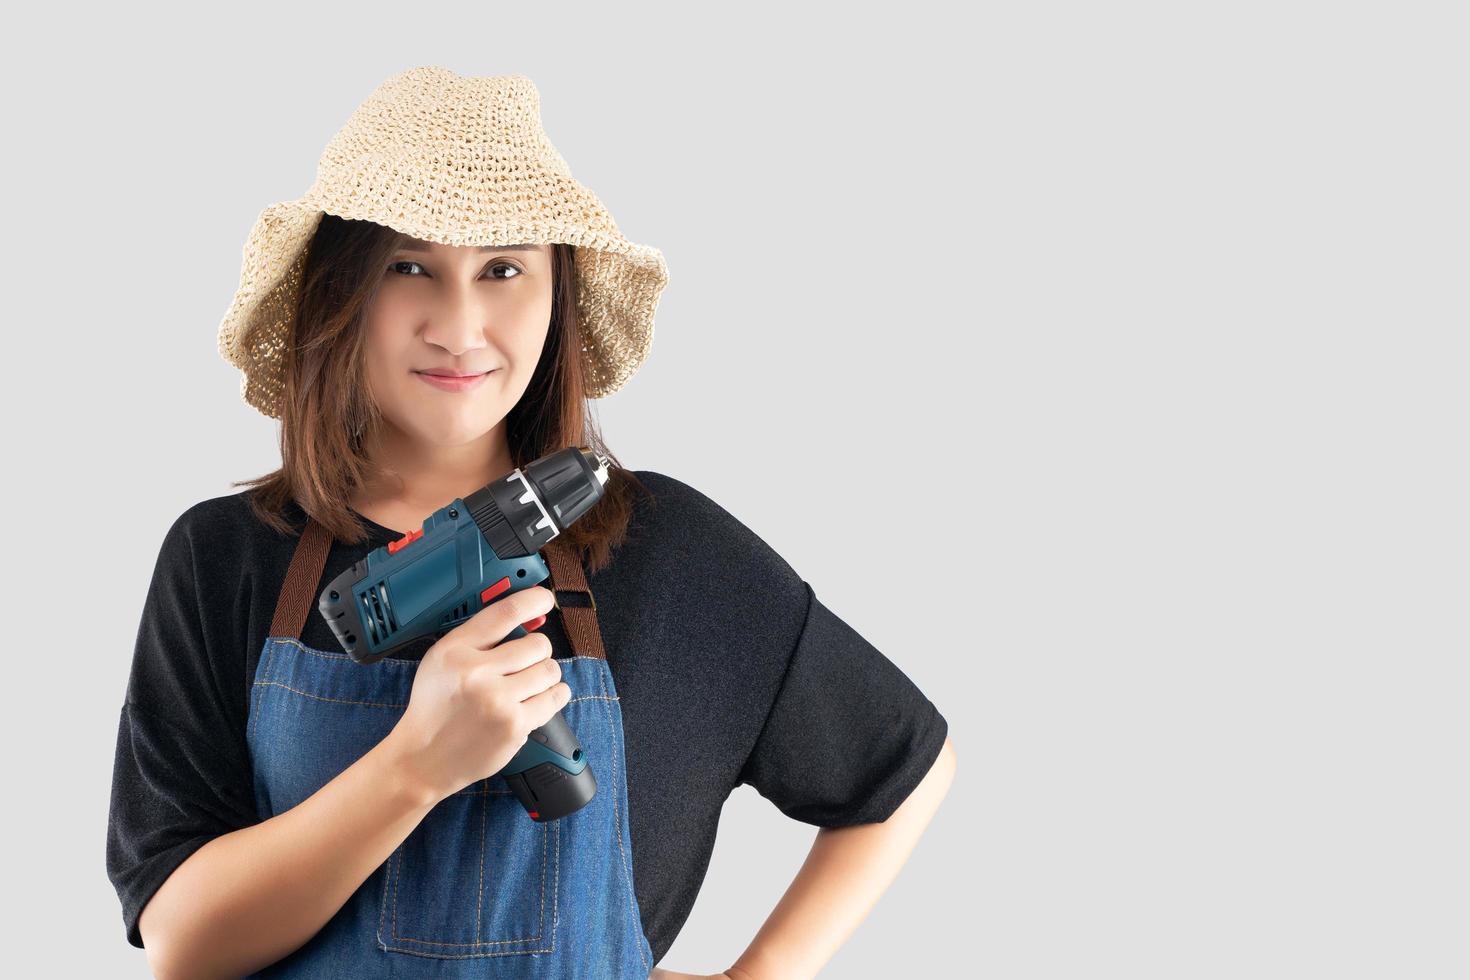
[415,369,496,391]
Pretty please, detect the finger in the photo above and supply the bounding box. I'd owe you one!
[520,680,571,725]
[505,653,564,703]
[454,584,556,651]
[485,631,556,679]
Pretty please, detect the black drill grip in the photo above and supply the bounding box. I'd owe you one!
[504,711,598,822]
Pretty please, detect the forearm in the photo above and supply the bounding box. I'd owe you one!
[730,737,957,980]
[139,728,442,980]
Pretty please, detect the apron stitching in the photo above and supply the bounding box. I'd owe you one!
[247,639,282,742]
[551,817,561,949]
[598,662,649,974]
[475,779,486,944]
[543,803,553,948]
[269,637,610,670]
[269,635,417,665]
[252,674,615,710]
[387,837,555,948]
[384,795,555,949]
[250,680,406,709]
[377,846,391,949]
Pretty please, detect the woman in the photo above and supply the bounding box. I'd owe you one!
[105,67,956,979]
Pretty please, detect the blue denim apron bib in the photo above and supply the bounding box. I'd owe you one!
[244,517,654,978]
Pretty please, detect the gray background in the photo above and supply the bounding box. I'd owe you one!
[4,1,1465,976]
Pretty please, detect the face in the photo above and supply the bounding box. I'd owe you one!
[361,238,554,449]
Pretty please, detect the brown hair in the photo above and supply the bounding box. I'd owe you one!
[232,213,651,574]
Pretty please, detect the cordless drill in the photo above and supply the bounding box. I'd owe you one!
[316,445,608,821]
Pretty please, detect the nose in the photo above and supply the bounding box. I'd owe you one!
[421,289,491,357]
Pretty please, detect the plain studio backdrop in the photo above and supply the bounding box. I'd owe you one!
[3,1,1465,977]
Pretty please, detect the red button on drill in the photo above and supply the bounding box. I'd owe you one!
[479,578,546,632]
[480,576,512,604]
[387,526,424,555]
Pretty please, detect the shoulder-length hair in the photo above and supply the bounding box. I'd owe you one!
[233,213,651,575]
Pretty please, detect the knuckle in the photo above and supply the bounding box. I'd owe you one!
[464,664,494,699]
[491,713,519,743]
[486,684,516,718]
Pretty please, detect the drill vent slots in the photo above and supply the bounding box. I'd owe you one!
[439,599,473,628]
[358,580,398,645]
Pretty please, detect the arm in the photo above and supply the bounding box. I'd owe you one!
[139,728,439,980]
[727,737,958,980]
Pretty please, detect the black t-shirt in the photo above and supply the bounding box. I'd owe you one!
[105,469,949,964]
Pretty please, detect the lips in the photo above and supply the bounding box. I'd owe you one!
[416,370,494,392]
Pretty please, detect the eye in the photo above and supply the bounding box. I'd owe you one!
[388,260,523,280]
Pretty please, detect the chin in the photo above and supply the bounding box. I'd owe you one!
[406,412,503,446]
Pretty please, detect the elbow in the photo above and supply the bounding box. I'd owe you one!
[144,940,180,980]
[146,940,215,980]
[139,906,176,980]
[140,899,192,980]
[140,886,253,980]
[145,951,176,980]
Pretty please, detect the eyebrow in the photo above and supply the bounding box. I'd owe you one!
[396,237,542,253]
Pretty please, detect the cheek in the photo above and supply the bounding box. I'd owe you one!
[506,299,555,362]
[364,294,409,346]
[360,321,413,401]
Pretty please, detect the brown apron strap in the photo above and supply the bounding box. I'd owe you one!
[271,516,607,660]
[270,517,335,640]
[543,535,608,661]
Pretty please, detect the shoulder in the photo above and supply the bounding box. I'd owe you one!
[161,491,254,540]
[629,468,710,514]
[153,490,301,572]
[628,468,747,540]
[168,491,251,534]
[628,468,757,528]
[626,468,804,590]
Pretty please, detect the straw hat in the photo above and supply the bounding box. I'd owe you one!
[216,67,669,419]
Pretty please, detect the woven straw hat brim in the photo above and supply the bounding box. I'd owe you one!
[215,68,669,420]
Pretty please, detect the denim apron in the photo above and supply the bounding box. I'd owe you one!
[244,516,654,978]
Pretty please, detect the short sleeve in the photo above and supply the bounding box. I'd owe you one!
[736,582,949,828]
[105,507,259,949]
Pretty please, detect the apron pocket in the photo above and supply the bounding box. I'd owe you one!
[377,776,559,957]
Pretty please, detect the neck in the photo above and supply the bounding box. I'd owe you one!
[353,421,516,519]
